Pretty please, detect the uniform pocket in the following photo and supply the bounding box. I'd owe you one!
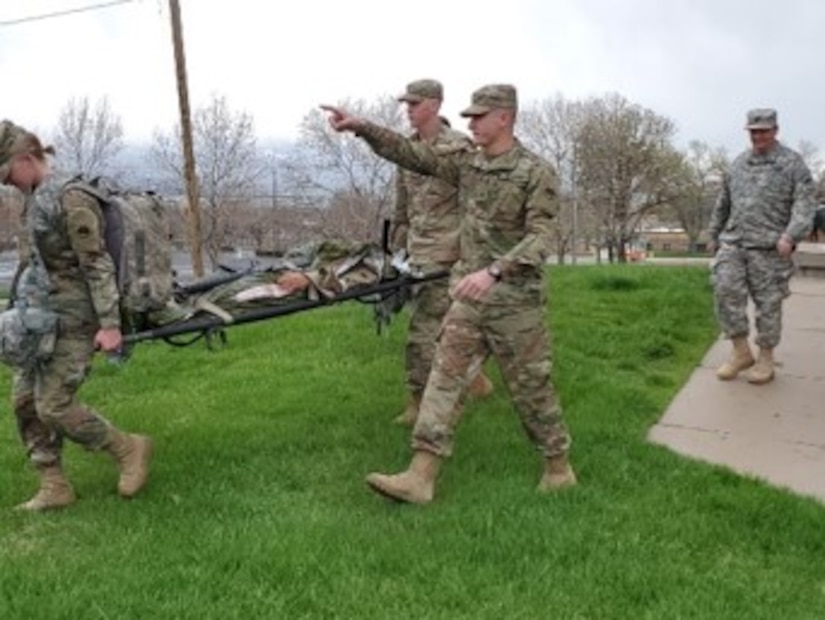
[0,306,59,368]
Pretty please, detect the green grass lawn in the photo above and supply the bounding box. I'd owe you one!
[1,265,824,620]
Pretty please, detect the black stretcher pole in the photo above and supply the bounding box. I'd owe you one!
[123,270,449,344]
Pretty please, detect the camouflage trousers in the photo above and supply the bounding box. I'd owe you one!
[405,276,453,398]
[12,328,113,467]
[412,299,570,458]
[711,243,795,349]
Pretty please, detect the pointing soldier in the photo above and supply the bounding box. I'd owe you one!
[322,84,576,503]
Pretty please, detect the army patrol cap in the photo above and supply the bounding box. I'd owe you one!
[397,79,443,103]
[745,108,778,130]
[0,120,44,183]
[0,120,26,183]
[460,84,518,117]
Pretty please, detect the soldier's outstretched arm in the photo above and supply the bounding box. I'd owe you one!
[320,104,461,186]
[320,105,365,133]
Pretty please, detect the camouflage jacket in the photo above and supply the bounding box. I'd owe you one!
[16,188,120,330]
[302,239,389,296]
[391,123,472,268]
[709,142,816,248]
[359,123,559,304]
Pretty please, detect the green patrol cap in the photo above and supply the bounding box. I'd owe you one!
[397,79,443,103]
[460,84,518,117]
[0,120,31,183]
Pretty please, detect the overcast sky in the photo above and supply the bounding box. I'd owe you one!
[1,0,823,160]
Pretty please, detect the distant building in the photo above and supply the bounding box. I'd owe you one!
[636,218,712,254]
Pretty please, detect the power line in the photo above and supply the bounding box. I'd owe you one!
[0,0,137,27]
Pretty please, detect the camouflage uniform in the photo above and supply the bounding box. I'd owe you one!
[358,90,570,459]
[13,188,122,467]
[150,239,407,324]
[708,113,816,349]
[391,121,473,399]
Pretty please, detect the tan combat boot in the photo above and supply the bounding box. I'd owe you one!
[747,347,775,385]
[365,451,442,504]
[467,371,494,399]
[393,395,421,426]
[537,454,577,492]
[105,431,153,497]
[716,336,755,380]
[15,465,76,511]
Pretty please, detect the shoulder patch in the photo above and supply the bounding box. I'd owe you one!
[66,201,103,253]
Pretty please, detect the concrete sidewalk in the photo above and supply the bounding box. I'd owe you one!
[648,276,825,504]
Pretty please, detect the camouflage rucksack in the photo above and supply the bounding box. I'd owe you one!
[62,178,174,330]
[0,304,57,368]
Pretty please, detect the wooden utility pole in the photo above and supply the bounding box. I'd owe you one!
[168,0,204,277]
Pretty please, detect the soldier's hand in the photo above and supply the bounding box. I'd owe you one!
[777,234,794,257]
[319,105,364,132]
[452,269,496,302]
[95,327,123,353]
[276,271,312,294]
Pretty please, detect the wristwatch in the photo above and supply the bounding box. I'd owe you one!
[487,262,503,281]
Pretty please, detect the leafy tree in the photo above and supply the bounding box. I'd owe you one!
[575,93,683,263]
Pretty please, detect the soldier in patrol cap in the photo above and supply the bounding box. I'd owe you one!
[1,120,153,511]
[458,83,518,116]
[708,108,816,385]
[321,84,576,504]
[397,78,443,103]
[391,79,494,426]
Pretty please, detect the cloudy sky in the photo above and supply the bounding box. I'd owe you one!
[1,0,823,158]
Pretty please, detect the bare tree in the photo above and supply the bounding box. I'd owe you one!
[52,96,124,179]
[279,96,405,243]
[667,141,729,251]
[518,95,585,263]
[151,94,264,267]
[797,140,821,174]
[575,93,683,263]
[789,140,825,210]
